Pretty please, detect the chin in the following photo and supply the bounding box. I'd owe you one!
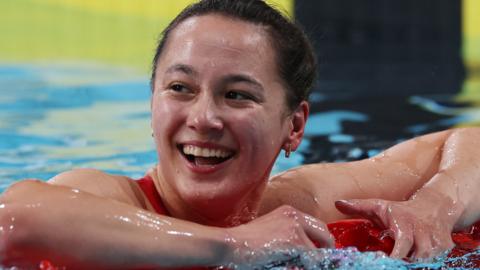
[178,180,250,204]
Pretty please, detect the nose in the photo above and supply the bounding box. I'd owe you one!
[186,93,224,134]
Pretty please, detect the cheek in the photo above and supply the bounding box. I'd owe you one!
[231,110,285,156]
[151,98,185,154]
[152,97,181,131]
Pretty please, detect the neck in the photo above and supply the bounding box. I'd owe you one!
[152,166,267,227]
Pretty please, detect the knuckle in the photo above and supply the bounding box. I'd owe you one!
[278,204,295,212]
[280,221,302,236]
[279,205,298,218]
[283,219,300,232]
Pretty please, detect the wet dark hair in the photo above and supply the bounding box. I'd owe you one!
[151,0,316,112]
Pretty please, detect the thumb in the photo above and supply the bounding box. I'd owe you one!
[335,199,388,225]
[335,199,378,215]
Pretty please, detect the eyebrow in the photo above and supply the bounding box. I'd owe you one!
[164,63,263,91]
[165,64,198,77]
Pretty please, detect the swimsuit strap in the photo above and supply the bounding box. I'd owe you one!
[135,175,215,270]
[136,174,169,216]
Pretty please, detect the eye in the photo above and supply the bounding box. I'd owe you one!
[169,83,190,93]
[225,91,254,101]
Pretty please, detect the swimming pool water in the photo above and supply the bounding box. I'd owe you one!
[1,63,480,269]
[0,63,156,190]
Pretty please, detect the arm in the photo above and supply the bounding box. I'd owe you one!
[0,178,229,269]
[262,128,451,221]
[335,127,480,258]
[409,127,480,228]
[263,127,480,258]
[0,169,333,269]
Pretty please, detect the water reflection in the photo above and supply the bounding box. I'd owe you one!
[0,64,155,187]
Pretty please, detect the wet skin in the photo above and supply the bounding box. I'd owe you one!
[150,14,306,226]
[1,12,480,269]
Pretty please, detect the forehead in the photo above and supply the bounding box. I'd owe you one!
[157,14,277,75]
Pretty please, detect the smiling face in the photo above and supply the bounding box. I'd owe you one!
[151,14,300,225]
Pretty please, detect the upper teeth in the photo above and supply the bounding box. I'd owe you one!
[183,145,232,158]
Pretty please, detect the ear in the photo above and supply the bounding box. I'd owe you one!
[284,101,309,151]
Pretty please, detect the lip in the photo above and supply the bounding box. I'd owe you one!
[177,141,236,175]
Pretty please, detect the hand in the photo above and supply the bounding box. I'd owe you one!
[224,205,334,266]
[335,193,461,259]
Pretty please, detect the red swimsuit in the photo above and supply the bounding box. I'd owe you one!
[137,175,169,216]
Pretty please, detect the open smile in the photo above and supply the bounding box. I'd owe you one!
[177,143,236,174]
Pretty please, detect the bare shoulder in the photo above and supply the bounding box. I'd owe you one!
[48,168,147,208]
[262,163,355,221]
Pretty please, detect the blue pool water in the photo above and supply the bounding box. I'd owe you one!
[1,63,480,269]
[0,63,156,190]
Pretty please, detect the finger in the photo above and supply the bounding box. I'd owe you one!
[335,199,387,227]
[299,214,335,248]
[390,227,414,259]
[276,205,334,249]
[438,234,455,252]
[296,229,317,250]
[410,231,434,259]
[427,232,455,258]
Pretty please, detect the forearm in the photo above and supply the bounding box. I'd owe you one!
[410,127,480,229]
[0,180,230,269]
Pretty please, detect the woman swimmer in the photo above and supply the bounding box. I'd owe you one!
[1,0,480,269]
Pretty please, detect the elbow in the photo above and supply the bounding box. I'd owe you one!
[443,127,480,166]
[0,180,49,265]
[0,201,35,266]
